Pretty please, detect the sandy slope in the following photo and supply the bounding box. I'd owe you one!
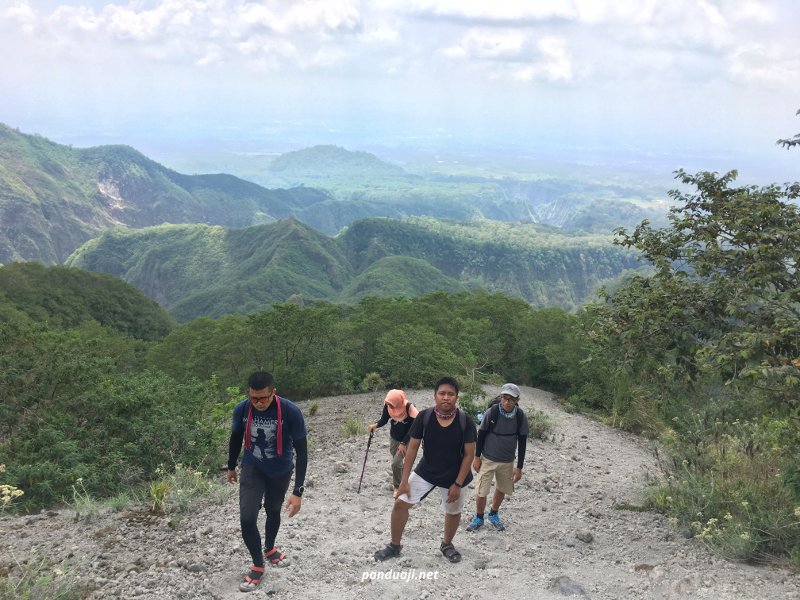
[1,385,798,599]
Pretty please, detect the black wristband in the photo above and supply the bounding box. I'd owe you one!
[454,482,464,488]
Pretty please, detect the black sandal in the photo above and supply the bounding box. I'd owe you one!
[440,542,461,563]
[374,543,402,561]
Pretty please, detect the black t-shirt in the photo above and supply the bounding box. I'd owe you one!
[375,404,415,443]
[408,409,477,488]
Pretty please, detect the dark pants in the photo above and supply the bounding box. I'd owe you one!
[239,462,292,567]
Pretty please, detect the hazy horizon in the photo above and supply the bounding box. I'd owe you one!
[2,1,798,186]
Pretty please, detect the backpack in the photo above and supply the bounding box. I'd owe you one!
[420,407,470,454]
[484,401,525,436]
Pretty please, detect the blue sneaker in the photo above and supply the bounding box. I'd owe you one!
[466,515,484,532]
[487,512,505,531]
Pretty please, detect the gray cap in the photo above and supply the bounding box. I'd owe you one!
[500,383,520,398]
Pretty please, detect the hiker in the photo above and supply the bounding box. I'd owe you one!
[374,376,476,564]
[368,389,419,490]
[467,383,528,532]
[227,371,308,592]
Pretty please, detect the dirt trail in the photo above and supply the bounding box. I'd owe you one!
[2,385,798,599]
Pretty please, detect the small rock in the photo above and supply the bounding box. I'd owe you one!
[550,575,590,598]
[576,531,593,543]
[334,462,348,474]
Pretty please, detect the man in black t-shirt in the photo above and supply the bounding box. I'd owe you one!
[374,376,477,564]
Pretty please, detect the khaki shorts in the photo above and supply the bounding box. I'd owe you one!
[474,458,514,497]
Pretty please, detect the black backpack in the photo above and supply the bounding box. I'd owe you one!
[484,400,525,436]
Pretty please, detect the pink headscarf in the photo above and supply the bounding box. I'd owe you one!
[384,389,418,421]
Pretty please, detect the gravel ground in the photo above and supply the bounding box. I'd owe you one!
[2,385,798,600]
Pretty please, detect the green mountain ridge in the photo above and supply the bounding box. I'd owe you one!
[66,217,641,321]
[0,123,670,266]
[0,124,331,264]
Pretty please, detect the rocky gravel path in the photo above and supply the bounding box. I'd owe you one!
[2,385,798,599]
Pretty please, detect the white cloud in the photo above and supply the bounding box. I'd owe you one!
[538,36,572,82]
[387,0,575,22]
[728,43,800,88]
[444,29,528,60]
[1,0,798,163]
[3,1,37,34]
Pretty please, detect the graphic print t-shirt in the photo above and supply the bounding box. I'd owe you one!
[232,397,307,478]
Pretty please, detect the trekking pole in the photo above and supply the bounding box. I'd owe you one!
[357,431,374,494]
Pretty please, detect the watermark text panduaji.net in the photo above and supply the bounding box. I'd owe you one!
[361,568,439,582]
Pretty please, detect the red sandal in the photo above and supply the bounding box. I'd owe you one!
[238,565,265,592]
[264,547,291,567]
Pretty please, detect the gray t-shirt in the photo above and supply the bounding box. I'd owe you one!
[480,406,529,463]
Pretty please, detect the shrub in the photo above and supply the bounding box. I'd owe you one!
[645,416,800,564]
[458,382,486,421]
[341,417,368,437]
[361,372,384,393]
[2,368,223,511]
[527,409,555,441]
[149,463,220,514]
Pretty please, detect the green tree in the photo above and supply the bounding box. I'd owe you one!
[609,170,800,400]
[247,302,351,398]
[777,108,800,149]
[374,323,461,388]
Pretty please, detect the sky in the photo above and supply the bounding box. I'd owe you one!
[1,0,799,182]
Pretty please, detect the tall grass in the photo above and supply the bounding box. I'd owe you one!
[645,416,800,566]
[0,551,85,600]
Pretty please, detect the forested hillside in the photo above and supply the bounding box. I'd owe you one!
[0,126,670,265]
[0,262,174,339]
[0,124,330,264]
[65,217,641,320]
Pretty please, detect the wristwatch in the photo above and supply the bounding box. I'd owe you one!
[292,486,305,497]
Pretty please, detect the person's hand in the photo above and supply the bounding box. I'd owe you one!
[397,443,407,457]
[285,494,301,517]
[472,457,482,473]
[227,468,238,484]
[446,484,461,504]
[513,467,522,483]
[368,423,378,433]
[394,481,410,500]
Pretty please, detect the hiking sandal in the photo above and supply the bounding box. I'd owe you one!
[374,543,402,561]
[264,547,290,567]
[440,542,461,563]
[238,565,265,592]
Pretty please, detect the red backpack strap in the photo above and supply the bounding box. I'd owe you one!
[245,398,283,456]
[276,396,283,457]
[245,402,253,450]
